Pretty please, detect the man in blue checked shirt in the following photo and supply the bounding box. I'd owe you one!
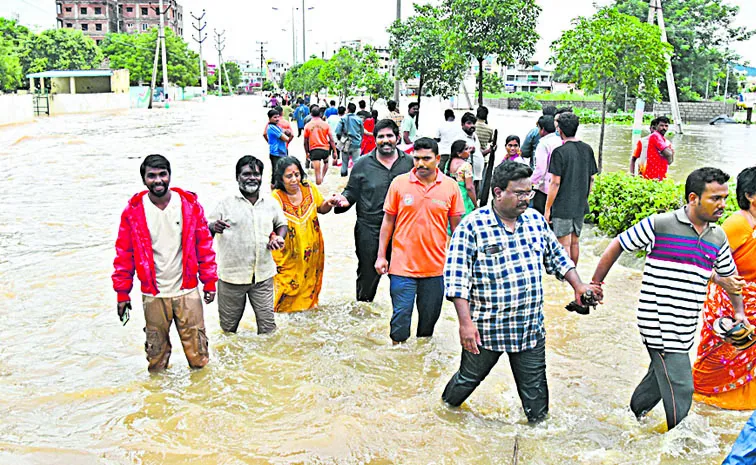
[441,161,602,423]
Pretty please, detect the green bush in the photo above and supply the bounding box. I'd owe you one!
[519,94,542,111]
[587,172,739,237]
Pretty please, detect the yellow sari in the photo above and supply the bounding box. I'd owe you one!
[272,183,325,312]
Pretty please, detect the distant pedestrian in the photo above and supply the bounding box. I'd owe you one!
[474,106,494,154]
[375,137,465,343]
[457,111,493,197]
[387,99,404,127]
[335,103,364,177]
[630,120,656,176]
[327,106,345,165]
[357,100,371,120]
[267,109,292,184]
[633,115,674,180]
[501,135,527,164]
[209,156,288,334]
[444,139,477,221]
[324,100,338,119]
[303,104,318,127]
[436,109,458,171]
[294,99,310,137]
[263,106,293,152]
[531,115,559,215]
[521,105,557,168]
[333,119,413,302]
[544,112,598,265]
[361,109,379,155]
[304,106,337,185]
[112,154,217,372]
[400,102,419,150]
[442,161,599,423]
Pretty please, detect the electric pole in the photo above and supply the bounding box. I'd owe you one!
[630,0,682,152]
[214,29,226,96]
[257,41,268,88]
[302,0,306,61]
[155,0,171,106]
[393,0,401,103]
[191,9,208,99]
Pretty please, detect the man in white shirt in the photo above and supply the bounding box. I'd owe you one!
[531,115,561,215]
[209,156,288,334]
[436,109,458,171]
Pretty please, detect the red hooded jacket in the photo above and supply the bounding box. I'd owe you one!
[112,188,218,303]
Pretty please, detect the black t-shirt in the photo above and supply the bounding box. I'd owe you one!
[548,141,598,219]
[356,110,371,120]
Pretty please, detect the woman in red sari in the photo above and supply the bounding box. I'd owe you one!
[693,166,756,409]
[360,110,378,156]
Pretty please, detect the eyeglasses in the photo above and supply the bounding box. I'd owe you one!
[511,190,536,200]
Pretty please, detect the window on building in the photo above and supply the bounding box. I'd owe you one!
[56,4,61,14]
[127,23,134,28]
[141,7,148,15]
[66,22,73,27]
[141,23,148,31]
[96,40,102,45]
[94,7,101,14]
[65,7,71,12]
[81,23,88,30]
[80,7,87,14]
[126,7,133,13]
[95,23,102,31]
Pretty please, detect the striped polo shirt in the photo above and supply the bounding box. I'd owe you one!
[618,207,736,353]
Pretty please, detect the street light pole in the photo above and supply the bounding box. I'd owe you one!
[158,0,169,103]
[393,0,401,103]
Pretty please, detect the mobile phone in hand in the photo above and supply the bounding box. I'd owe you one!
[120,302,131,326]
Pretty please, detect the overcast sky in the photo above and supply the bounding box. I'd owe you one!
[3,0,755,68]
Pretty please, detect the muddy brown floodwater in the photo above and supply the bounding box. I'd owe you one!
[0,96,753,464]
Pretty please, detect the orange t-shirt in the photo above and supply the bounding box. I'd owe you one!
[384,169,466,277]
[303,118,332,151]
[723,213,756,281]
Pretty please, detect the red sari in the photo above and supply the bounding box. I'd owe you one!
[361,117,376,155]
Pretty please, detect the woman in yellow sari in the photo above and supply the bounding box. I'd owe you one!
[694,166,756,409]
[271,157,338,312]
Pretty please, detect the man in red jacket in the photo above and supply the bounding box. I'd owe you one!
[112,154,218,372]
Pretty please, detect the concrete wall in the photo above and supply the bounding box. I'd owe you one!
[111,70,130,93]
[52,77,72,94]
[129,86,150,109]
[0,94,34,126]
[653,101,736,122]
[49,92,129,115]
[73,76,112,94]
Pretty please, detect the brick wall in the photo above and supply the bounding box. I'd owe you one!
[653,101,736,122]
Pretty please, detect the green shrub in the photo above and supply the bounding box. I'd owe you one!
[587,172,739,237]
[519,94,542,111]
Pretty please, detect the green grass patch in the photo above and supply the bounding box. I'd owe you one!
[482,91,604,102]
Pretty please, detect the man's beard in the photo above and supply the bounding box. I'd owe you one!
[148,183,168,197]
[239,180,260,195]
[377,142,395,155]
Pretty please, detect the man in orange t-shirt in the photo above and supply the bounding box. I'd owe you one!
[304,106,337,185]
[375,137,466,343]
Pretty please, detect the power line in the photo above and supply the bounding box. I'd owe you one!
[191,9,208,96]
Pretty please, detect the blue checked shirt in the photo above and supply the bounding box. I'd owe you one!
[444,206,575,353]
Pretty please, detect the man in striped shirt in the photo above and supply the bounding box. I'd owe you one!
[591,167,745,431]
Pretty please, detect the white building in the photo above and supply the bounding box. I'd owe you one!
[267,60,290,85]
[502,61,553,93]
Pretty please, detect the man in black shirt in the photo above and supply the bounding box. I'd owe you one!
[333,119,414,301]
[544,112,598,265]
[356,100,371,120]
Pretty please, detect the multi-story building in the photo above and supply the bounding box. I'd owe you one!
[502,61,553,93]
[56,0,184,45]
[267,60,289,85]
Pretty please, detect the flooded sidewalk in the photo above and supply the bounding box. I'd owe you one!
[0,96,751,464]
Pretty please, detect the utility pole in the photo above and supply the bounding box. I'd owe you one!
[157,0,171,107]
[147,31,161,109]
[631,0,681,151]
[214,29,226,96]
[393,0,401,103]
[257,41,268,88]
[190,9,208,100]
[302,0,306,61]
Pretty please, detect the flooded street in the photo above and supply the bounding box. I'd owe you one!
[0,96,753,464]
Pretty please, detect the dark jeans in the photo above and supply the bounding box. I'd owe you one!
[531,190,547,215]
[354,221,390,302]
[388,275,444,342]
[630,347,694,430]
[442,338,549,423]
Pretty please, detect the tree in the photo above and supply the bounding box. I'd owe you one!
[550,7,671,171]
[101,28,199,87]
[444,0,540,106]
[319,47,360,103]
[219,61,241,93]
[483,71,504,94]
[613,0,754,101]
[19,28,103,76]
[0,18,30,92]
[281,58,327,97]
[262,80,275,92]
[388,3,468,126]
